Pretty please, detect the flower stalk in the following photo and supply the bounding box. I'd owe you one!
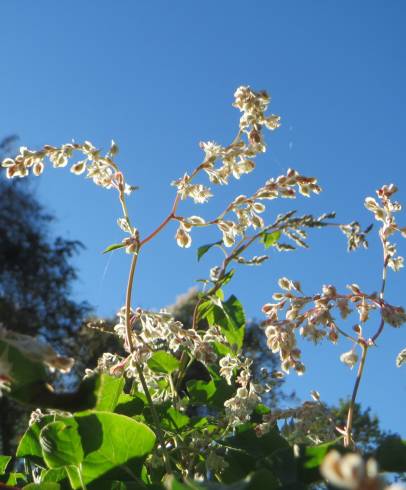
[344,342,368,448]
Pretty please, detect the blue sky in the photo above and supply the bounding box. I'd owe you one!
[1,1,405,436]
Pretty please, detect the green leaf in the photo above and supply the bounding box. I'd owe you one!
[64,466,83,490]
[376,436,406,473]
[301,440,340,470]
[3,472,27,486]
[197,241,222,262]
[115,393,146,417]
[295,440,341,484]
[186,377,234,409]
[212,341,233,357]
[102,242,127,254]
[38,411,156,489]
[75,411,156,487]
[260,230,281,249]
[40,467,68,484]
[147,351,180,374]
[0,455,11,474]
[199,295,245,352]
[186,379,216,404]
[17,415,57,460]
[95,374,125,412]
[217,269,235,288]
[222,295,245,350]
[40,419,84,468]
[160,407,190,431]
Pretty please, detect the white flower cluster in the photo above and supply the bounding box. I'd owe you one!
[219,354,241,385]
[1,140,135,195]
[233,86,280,136]
[173,173,213,204]
[171,86,283,248]
[113,307,226,367]
[321,450,405,490]
[222,356,261,427]
[339,221,371,252]
[175,167,321,249]
[365,184,406,271]
[171,85,323,250]
[213,169,321,249]
[93,352,124,377]
[262,277,406,374]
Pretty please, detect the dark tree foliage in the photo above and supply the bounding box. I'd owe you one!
[0,136,90,453]
[0,182,89,338]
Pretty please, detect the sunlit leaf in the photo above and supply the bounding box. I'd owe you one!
[147,351,180,374]
[0,455,11,474]
[95,374,125,412]
[75,411,155,487]
[102,242,126,254]
[40,419,84,468]
[260,230,281,249]
[197,241,222,262]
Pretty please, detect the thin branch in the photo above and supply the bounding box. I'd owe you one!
[140,194,180,247]
[344,344,368,448]
[125,253,139,352]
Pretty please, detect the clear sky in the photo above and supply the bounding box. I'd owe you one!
[1,1,405,436]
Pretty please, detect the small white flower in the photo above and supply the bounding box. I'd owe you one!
[340,349,359,369]
[70,160,87,175]
[175,225,192,248]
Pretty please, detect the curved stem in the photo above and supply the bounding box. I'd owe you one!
[334,325,358,344]
[344,235,389,447]
[125,253,139,352]
[344,344,368,448]
[371,318,385,344]
[371,255,389,343]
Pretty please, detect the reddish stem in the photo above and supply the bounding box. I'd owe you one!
[140,194,180,247]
